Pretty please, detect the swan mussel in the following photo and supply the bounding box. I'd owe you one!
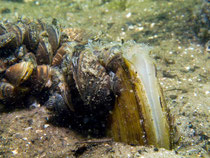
[105,41,174,149]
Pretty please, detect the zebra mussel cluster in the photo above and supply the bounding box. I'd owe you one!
[0,18,176,149]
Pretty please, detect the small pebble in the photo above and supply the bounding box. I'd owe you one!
[126,12,132,18]
[177,122,181,125]
[169,95,177,99]
[43,124,50,129]
[12,149,18,155]
[135,152,141,157]
[22,137,28,141]
[162,70,176,78]
[164,58,175,64]
[188,123,193,128]
[27,119,33,126]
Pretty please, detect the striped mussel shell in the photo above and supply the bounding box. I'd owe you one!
[23,21,43,51]
[7,22,27,48]
[51,67,73,111]
[52,42,77,67]
[0,79,30,101]
[36,31,53,65]
[46,24,61,54]
[0,23,7,35]
[35,21,61,65]
[0,31,16,49]
[0,80,15,100]
[5,61,34,86]
[30,65,52,91]
[0,22,26,49]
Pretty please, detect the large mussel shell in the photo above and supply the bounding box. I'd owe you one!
[105,42,173,149]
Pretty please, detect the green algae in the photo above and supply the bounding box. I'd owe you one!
[0,0,207,44]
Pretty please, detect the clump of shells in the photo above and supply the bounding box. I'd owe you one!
[0,18,176,149]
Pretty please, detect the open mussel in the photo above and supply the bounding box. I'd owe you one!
[56,40,174,149]
[5,61,34,86]
[104,42,173,149]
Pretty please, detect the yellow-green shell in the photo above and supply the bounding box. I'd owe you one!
[107,43,172,149]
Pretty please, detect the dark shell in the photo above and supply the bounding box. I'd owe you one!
[0,23,7,35]
[98,45,123,73]
[0,81,15,99]
[0,32,16,48]
[23,22,41,51]
[72,48,113,111]
[30,65,51,91]
[36,33,53,65]
[0,59,6,73]
[7,23,26,48]
[46,24,61,54]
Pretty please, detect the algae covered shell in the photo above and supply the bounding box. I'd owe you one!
[106,42,173,149]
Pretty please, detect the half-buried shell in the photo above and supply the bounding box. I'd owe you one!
[106,41,173,149]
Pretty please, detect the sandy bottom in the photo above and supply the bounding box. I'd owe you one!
[0,0,209,157]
